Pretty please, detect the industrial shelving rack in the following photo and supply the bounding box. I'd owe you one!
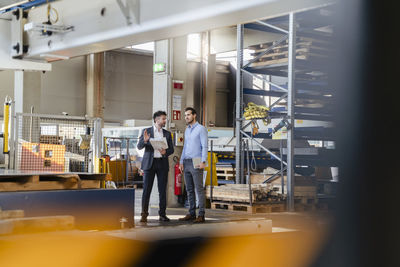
[235,5,337,211]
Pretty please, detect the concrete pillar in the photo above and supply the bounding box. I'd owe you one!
[205,54,216,127]
[153,36,188,208]
[171,36,188,132]
[201,31,217,127]
[24,71,41,114]
[14,70,41,114]
[153,40,172,116]
[86,53,104,120]
[14,70,23,113]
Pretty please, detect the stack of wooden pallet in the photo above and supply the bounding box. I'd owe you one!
[268,176,318,211]
[248,37,332,67]
[216,166,235,181]
[0,173,105,192]
[206,184,286,213]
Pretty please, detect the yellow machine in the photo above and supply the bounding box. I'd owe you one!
[204,152,218,186]
[3,96,11,155]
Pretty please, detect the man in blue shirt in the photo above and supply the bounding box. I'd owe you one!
[178,107,208,223]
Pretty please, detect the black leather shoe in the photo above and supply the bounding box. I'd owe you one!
[179,214,196,221]
[140,216,147,223]
[159,215,170,222]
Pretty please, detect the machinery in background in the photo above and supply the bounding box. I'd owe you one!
[0,96,13,168]
[102,126,148,187]
[207,115,336,185]
[1,97,102,173]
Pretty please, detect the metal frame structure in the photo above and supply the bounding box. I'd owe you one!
[235,5,335,211]
[10,112,102,173]
[235,16,295,209]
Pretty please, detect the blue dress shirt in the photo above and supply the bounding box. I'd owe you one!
[180,122,208,164]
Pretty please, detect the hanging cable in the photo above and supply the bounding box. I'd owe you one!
[249,122,257,172]
[46,1,59,24]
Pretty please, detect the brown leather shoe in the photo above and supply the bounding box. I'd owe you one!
[179,214,196,221]
[140,216,147,223]
[193,215,205,223]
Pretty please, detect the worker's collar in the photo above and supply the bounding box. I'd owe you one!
[153,125,163,132]
[188,121,199,129]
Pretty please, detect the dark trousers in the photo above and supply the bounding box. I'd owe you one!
[141,158,168,217]
[183,159,205,217]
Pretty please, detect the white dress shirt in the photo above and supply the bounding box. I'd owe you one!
[153,125,163,158]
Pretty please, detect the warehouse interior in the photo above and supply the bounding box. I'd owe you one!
[0,0,399,266]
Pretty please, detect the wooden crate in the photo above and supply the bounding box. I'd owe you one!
[0,174,103,192]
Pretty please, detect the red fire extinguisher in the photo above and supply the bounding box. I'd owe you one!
[174,156,182,195]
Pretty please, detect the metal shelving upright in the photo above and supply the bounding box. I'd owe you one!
[235,5,336,211]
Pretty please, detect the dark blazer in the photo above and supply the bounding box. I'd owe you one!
[137,127,174,171]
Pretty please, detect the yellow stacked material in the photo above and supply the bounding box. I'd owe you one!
[204,152,218,186]
[243,102,269,120]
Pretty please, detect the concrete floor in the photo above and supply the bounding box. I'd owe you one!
[0,188,334,267]
[132,188,333,232]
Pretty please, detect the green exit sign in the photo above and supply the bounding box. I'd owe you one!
[153,63,166,73]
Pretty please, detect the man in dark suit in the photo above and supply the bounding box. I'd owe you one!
[137,110,174,223]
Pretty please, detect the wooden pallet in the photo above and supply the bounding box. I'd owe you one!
[0,173,104,192]
[248,37,332,51]
[211,201,286,214]
[250,54,330,67]
[248,36,332,68]
[216,167,235,180]
[255,51,329,64]
[251,44,332,56]
[206,184,285,203]
[294,196,318,211]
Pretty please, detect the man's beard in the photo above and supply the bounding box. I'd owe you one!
[186,118,193,125]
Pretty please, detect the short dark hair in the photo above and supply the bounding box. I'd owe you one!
[184,107,197,115]
[153,110,167,122]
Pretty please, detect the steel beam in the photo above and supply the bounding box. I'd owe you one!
[241,69,288,92]
[240,130,287,165]
[235,24,244,184]
[287,12,296,212]
[255,20,289,34]
[16,0,333,59]
[270,93,288,109]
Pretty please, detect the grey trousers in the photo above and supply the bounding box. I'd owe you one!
[183,159,205,217]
